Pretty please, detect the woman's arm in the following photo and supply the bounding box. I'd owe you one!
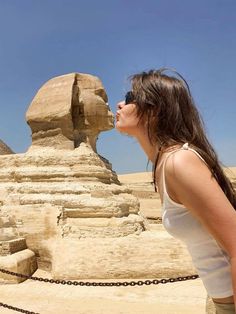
[164,150,236,303]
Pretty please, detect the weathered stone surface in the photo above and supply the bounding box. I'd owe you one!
[51,227,196,279]
[0,238,27,256]
[0,207,21,243]
[26,73,114,151]
[0,249,37,283]
[0,206,38,282]
[61,214,145,238]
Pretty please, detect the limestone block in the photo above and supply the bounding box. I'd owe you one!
[61,215,145,238]
[16,182,89,195]
[0,238,27,256]
[51,229,196,280]
[0,147,119,184]
[1,204,60,269]
[0,215,16,228]
[19,195,129,216]
[0,210,19,240]
[0,249,37,283]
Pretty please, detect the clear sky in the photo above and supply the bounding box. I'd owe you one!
[0,0,235,174]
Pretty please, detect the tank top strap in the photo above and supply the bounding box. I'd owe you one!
[162,143,206,194]
[161,147,181,194]
[181,142,206,163]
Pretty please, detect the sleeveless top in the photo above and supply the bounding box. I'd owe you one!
[161,143,233,298]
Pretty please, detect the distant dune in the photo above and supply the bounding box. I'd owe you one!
[118,172,153,184]
[118,167,236,184]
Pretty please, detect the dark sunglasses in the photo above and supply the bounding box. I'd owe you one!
[125,91,135,105]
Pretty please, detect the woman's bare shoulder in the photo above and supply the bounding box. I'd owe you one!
[164,148,210,181]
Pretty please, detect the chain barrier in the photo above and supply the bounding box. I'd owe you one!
[0,268,199,313]
[0,268,199,286]
[0,302,39,314]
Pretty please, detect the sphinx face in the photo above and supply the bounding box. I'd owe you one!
[74,74,114,132]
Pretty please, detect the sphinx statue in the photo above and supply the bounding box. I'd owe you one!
[0,73,196,280]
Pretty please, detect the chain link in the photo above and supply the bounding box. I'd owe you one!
[0,267,199,287]
[0,268,199,314]
[0,301,39,314]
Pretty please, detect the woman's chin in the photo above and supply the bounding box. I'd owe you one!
[115,123,135,137]
[116,125,126,134]
[115,122,122,131]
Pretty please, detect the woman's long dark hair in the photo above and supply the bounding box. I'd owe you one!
[130,68,236,209]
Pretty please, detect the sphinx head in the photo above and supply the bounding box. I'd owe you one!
[26,73,114,151]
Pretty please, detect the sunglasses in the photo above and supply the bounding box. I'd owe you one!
[125,91,135,105]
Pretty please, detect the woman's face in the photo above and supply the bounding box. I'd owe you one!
[115,99,141,136]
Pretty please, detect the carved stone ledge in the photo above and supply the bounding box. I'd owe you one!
[0,238,27,256]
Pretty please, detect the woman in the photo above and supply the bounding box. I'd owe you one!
[116,68,236,314]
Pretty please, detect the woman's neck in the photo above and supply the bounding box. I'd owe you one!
[135,130,182,165]
[135,131,160,164]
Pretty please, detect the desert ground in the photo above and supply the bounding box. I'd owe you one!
[0,168,235,314]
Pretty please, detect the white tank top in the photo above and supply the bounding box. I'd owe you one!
[161,143,233,298]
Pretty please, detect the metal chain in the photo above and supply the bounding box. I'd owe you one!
[0,268,199,287]
[0,268,199,314]
[0,301,39,314]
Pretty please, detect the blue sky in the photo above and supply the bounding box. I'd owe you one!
[0,0,235,173]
